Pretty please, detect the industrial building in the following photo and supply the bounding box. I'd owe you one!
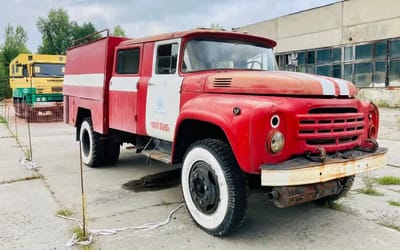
[236,0,400,107]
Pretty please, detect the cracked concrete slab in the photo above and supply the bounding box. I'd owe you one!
[0,125,36,184]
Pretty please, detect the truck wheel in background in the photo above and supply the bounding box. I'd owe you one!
[181,139,248,236]
[104,141,120,165]
[79,118,105,167]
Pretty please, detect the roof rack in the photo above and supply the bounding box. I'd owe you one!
[70,29,110,48]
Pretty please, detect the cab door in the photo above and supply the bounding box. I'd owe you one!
[145,39,183,142]
[109,46,142,133]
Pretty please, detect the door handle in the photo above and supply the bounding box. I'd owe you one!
[148,82,155,86]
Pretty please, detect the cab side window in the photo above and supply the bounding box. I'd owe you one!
[156,43,178,74]
[116,48,140,74]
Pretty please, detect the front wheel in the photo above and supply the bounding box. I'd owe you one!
[181,139,248,236]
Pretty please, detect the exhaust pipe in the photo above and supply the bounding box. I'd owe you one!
[267,190,280,201]
[267,179,342,208]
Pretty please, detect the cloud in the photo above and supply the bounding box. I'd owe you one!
[1,0,339,53]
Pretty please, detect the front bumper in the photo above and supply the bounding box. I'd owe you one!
[31,101,63,109]
[261,147,387,186]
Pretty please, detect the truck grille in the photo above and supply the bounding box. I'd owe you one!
[213,78,232,87]
[296,108,365,146]
[52,86,63,93]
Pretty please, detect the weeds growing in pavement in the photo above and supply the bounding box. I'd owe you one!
[376,176,400,185]
[57,208,74,217]
[357,177,384,196]
[388,200,400,207]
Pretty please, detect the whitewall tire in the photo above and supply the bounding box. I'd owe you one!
[181,139,247,236]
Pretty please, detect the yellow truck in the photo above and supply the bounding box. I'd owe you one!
[9,54,65,121]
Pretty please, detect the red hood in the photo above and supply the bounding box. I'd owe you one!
[204,71,357,97]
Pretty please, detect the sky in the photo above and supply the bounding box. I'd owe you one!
[1,0,340,53]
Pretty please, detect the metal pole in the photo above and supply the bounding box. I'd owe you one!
[14,104,18,139]
[78,141,87,237]
[6,105,9,124]
[27,105,33,161]
[27,66,33,162]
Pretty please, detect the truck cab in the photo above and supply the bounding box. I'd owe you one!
[9,54,65,121]
[64,29,387,236]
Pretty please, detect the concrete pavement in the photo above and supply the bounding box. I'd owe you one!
[0,123,71,249]
[0,108,399,249]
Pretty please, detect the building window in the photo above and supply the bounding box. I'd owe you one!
[316,65,331,76]
[343,64,353,82]
[333,48,341,62]
[354,62,373,87]
[374,61,386,86]
[390,39,400,58]
[375,41,387,59]
[344,46,353,61]
[306,51,315,64]
[274,36,400,88]
[317,48,331,64]
[298,52,305,65]
[389,60,400,86]
[389,39,400,86]
[355,44,373,60]
[333,64,341,78]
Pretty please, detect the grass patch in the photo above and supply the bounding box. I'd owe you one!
[72,226,90,242]
[358,188,384,196]
[388,200,400,207]
[0,116,7,124]
[376,176,400,185]
[326,201,346,211]
[357,177,384,196]
[57,208,74,217]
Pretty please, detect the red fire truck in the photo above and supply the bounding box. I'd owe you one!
[64,29,387,236]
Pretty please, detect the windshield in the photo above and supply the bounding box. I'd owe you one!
[33,63,65,77]
[182,38,276,72]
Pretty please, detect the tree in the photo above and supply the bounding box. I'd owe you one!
[112,25,126,37]
[0,24,29,73]
[37,8,72,55]
[71,21,98,45]
[0,24,29,99]
[37,8,99,54]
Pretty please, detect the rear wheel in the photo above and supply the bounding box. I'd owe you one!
[181,139,248,236]
[104,140,120,165]
[79,118,105,167]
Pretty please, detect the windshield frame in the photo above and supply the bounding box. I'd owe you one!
[32,63,65,78]
[181,37,277,73]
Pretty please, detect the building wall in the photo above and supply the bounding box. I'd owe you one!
[237,0,400,107]
[238,0,400,53]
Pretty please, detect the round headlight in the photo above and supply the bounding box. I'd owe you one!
[268,131,285,154]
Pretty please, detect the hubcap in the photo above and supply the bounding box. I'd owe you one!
[189,161,219,214]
